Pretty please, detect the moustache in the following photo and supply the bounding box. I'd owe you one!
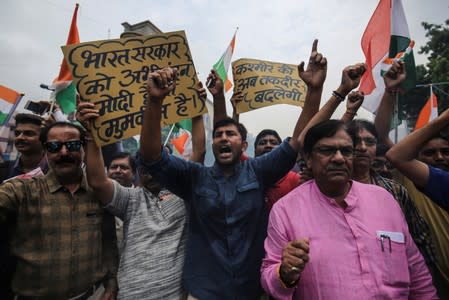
[15,141,29,146]
[326,164,348,173]
[55,156,76,164]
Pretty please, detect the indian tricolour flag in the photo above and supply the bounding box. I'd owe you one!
[213,30,237,92]
[50,3,80,114]
[360,0,416,114]
[171,119,192,159]
[414,87,438,131]
[0,85,23,126]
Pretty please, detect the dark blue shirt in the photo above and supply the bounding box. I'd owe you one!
[423,165,449,213]
[139,141,297,299]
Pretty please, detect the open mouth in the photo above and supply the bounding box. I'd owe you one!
[219,145,232,154]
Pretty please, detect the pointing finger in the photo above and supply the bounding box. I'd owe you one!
[311,39,318,53]
[298,61,305,75]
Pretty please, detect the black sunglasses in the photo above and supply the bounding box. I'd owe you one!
[45,140,84,153]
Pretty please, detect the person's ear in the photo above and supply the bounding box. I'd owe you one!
[242,141,248,152]
[305,153,312,169]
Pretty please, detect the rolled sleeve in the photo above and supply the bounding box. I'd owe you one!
[423,165,449,212]
[104,180,131,221]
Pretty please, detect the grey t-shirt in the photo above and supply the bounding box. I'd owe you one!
[106,181,188,299]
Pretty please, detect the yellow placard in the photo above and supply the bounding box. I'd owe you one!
[62,31,204,146]
[232,58,307,114]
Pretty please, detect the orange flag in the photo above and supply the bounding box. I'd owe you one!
[414,92,438,131]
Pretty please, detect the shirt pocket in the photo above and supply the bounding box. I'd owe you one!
[232,181,261,218]
[194,187,221,218]
[85,209,104,230]
[377,237,410,287]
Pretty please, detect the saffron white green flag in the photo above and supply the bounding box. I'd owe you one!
[213,30,237,92]
[0,85,22,126]
[171,119,192,159]
[360,0,416,114]
[50,3,80,114]
[414,88,438,131]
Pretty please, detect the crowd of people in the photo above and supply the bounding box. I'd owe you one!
[0,39,448,299]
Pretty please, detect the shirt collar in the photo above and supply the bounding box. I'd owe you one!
[211,161,243,178]
[312,180,358,210]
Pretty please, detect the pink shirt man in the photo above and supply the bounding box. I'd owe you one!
[261,180,436,299]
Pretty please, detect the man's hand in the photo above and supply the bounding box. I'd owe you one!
[75,101,99,132]
[298,39,327,89]
[346,91,364,114]
[147,67,178,101]
[206,69,224,96]
[383,61,406,93]
[230,91,244,110]
[280,238,310,285]
[197,81,207,100]
[337,63,367,96]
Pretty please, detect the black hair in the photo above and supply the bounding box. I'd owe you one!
[254,129,282,148]
[347,119,378,142]
[40,122,86,145]
[213,117,247,141]
[15,113,43,127]
[303,120,349,155]
[108,151,136,174]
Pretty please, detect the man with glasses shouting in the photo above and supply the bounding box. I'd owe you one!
[261,120,436,299]
[0,121,118,299]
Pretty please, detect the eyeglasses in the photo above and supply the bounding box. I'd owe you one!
[313,146,354,158]
[355,137,377,147]
[44,140,84,153]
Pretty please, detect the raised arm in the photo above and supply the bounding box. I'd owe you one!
[140,67,178,162]
[207,69,227,125]
[340,91,364,123]
[298,63,367,147]
[190,84,207,163]
[374,61,407,147]
[386,107,449,188]
[230,91,243,122]
[290,39,326,151]
[76,102,114,205]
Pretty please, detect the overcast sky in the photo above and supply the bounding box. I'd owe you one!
[1,0,448,138]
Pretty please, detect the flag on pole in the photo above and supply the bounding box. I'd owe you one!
[360,0,416,114]
[0,85,23,126]
[50,3,80,114]
[171,119,192,159]
[0,85,23,161]
[414,89,438,131]
[212,29,237,92]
